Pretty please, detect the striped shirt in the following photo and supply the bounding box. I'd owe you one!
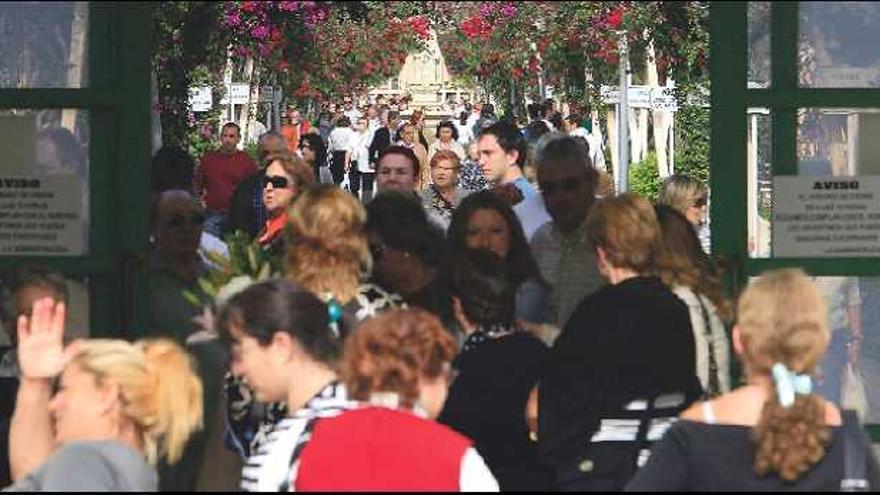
[240,382,352,492]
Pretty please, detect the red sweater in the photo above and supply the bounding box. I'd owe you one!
[195,150,256,213]
[295,407,472,491]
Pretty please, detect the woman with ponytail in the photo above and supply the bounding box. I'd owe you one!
[627,269,880,491]
[5,298,202,491]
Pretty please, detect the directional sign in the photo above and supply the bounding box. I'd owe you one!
[650,86,678,112]
[219,83,251,105]
[188,86,212,112]
[601,85,678,111]
[259,86,275,103]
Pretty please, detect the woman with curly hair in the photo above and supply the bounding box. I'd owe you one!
[284,308,499,491]
[627,269,880,491]
[223,185,405,474]
[286,184,406,329]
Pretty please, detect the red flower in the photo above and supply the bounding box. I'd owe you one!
[608,6,625,29]
[241,1,258,13]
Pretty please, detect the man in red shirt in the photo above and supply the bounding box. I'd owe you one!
[194,122,257,238]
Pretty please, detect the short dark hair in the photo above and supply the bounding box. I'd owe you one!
[218,279,341,364]
[336,115,352,127]
[151,146,195,194]
[565,114,582,125]
[366,191,443,267]
[435,120,459,141]
[221,122,240,134]
[449,249,517,328]
[534,133,598,188]
[478,121,528,168]
[378,145,420,179]
[7,266,68,302]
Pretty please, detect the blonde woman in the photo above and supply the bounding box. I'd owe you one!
[286,184,406,327]
[654,204,732,397]
[627,269,880,491]
[7,298,202,491]
[658,174,710,252]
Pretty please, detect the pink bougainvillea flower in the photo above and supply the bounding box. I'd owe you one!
[222,11,242,28]
[277,1,300,12]
[252,25,270,40]
[479,3,497,18]
[501,4,517,18]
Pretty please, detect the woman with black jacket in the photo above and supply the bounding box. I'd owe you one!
[537,194,702,491]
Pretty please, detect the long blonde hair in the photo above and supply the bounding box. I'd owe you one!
[737,269,831,481]
[70,338,203,465]
[285,184,371,303]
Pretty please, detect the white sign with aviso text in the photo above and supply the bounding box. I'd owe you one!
[773,175,880,257]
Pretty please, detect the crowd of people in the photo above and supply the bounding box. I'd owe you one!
[0,93,877,492]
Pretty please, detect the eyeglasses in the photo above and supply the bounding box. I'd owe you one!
[693,196,708,207]
[263,175,293,189]
[539,180,581,196]
[299,144,312,151]
[165,212,205,229]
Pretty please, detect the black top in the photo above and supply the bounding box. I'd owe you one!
[625,417,880,491]
[225,171,265,239]
[538,276,702,467]
[368,127,392,166]
[439,331,552,491]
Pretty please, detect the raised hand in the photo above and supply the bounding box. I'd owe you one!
[16,298,80,379]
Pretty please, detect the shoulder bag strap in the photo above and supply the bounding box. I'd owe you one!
[696,295,722,398]
[630,397,656,473]
[841,409,871,492]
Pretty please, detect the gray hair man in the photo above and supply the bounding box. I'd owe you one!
[530,133,605,333]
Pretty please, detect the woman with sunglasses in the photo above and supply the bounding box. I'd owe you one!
[658,174,710,252]
[298,133,327,185]
[257,153,315,255]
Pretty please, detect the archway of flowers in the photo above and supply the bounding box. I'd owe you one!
[155,1,709,191]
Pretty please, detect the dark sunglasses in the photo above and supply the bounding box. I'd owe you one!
[165,212,205,229]
[539,180,580,196]
[299,143,312,150]
[263,175,292,189]
[693,196,708,207]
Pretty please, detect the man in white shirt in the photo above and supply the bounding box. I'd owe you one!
[342,96,362,123]
[476,121,551,241]
[562,114,606,172]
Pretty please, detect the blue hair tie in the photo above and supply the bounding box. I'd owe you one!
[771,363,813,408]
[326,298,342,337]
